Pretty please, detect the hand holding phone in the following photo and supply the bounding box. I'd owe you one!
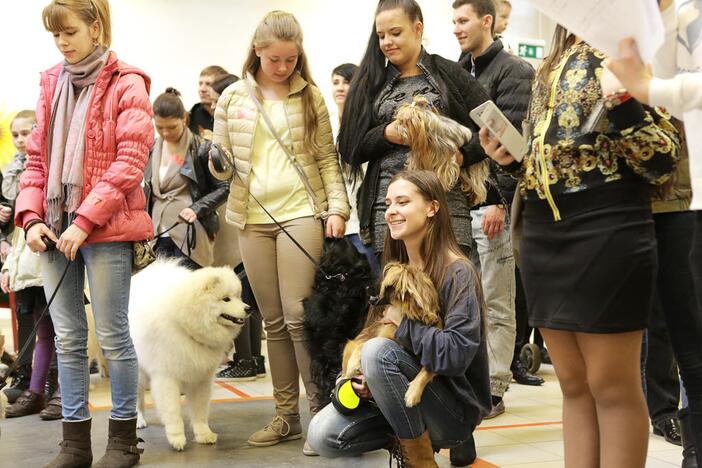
[470,101,528,162]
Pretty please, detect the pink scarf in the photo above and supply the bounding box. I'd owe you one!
[47,46,109,234]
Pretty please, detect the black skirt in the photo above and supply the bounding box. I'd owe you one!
[520,181,657,333]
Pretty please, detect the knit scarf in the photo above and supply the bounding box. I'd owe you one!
[46,46,109,235]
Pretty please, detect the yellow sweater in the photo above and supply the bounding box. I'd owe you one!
[247,99,312,224]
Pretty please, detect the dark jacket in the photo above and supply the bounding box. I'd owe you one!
[144,132,229,240]
[349,50,490,239]
[188,102,214,139]
[395,260,491,422]
[460,40,534,206]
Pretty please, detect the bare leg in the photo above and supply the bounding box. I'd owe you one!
[540,328,599,468]
[187,380,217,445]
[576,331,648,468]
[150,376,186,451]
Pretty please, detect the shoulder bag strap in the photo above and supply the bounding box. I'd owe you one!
[245,80,327,218]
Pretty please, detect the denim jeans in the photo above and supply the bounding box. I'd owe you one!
[347,233,381,278]
[41,241,137,421]
[307,338,477,457]
[471,206,516,397]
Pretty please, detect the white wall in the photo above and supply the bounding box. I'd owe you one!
[1,0,555,119]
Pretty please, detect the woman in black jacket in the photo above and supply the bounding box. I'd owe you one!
[145,88,229,268]
[338,0,490,259]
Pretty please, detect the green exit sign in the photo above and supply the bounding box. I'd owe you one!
[518,43,545,59]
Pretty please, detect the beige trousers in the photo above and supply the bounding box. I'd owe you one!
[238,216,323,418]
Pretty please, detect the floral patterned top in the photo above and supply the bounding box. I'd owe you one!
[515,42,679,221]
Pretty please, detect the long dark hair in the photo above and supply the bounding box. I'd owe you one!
[337,0,424,179]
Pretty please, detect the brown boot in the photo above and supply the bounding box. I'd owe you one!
[93,417,143,468]
[6,390,45,418]
[44,419,93,468]
[40,388,62,421]
[396,431,438,468]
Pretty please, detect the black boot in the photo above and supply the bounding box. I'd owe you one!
[93,417,143,468]
[450,435,477,466]
[45,367,59,401]
[44,419,93,468]
[511,358,544,386]
[3,363,32,403]
[680,408,698,468]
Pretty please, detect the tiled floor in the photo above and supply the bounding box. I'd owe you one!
[0,308,685,466]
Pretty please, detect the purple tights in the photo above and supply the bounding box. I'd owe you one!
[28,306,56,394]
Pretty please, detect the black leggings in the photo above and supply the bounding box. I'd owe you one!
[233,266,263,359]
[672,211,702,465]
[15,312,35,367]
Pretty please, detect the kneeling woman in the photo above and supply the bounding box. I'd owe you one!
[307,170,490,466]
[146,88,229,268]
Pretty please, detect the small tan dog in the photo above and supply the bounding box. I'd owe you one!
[395,96,489,207]
[341,262,442,407]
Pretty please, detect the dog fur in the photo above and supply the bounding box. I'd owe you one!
[395,96,489,206]
[342,262,442,407]
[129,258,248,451]
[303,237,375,402]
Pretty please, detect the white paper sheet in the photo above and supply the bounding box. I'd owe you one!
[528,0,665,62]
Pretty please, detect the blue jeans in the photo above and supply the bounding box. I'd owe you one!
[346,234,381,278]
[41,241,137,421]
[307,338,476,457]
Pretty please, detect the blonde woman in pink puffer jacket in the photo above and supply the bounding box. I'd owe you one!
[14,1,153,466]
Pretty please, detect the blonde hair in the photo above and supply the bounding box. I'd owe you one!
[242,10,319,155]
[11,110,37,127]
[42,0,111,48]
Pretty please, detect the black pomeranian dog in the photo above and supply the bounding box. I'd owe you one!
[303,237,376,403]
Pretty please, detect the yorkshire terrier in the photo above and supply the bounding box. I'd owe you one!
[395,96,489,206]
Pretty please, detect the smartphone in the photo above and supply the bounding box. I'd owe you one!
[470,100,528,162]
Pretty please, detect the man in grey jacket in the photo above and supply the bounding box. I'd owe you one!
[452,0,541,421]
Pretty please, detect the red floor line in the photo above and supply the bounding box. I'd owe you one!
[214,380,252,399]
[477,420,563,431]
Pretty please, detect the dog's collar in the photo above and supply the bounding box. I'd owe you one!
[324,272,347,282]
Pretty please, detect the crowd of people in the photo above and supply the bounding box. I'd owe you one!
[0,0,700,467]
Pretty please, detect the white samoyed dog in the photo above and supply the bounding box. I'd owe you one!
[129,258,248,451]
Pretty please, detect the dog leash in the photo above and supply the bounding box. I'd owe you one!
[245,188,347,283]
[0,241,71,392]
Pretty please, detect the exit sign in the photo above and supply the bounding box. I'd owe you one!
[518,43,544,59]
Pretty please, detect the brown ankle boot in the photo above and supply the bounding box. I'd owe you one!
[6,390,45,418]
[44,419,93,468]
[93,417,143,468]
[396,431,438,468]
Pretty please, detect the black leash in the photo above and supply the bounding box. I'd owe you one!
[0,241,70,392]
[246,187,347,283]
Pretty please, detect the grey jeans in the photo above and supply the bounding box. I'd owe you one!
[471,206,517,397]
[307,338,477,457]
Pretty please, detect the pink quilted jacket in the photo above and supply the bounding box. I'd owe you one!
[15,51,154,244]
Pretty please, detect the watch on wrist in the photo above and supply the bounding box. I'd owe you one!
[496,203,506,210]
[603,89,633,110]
